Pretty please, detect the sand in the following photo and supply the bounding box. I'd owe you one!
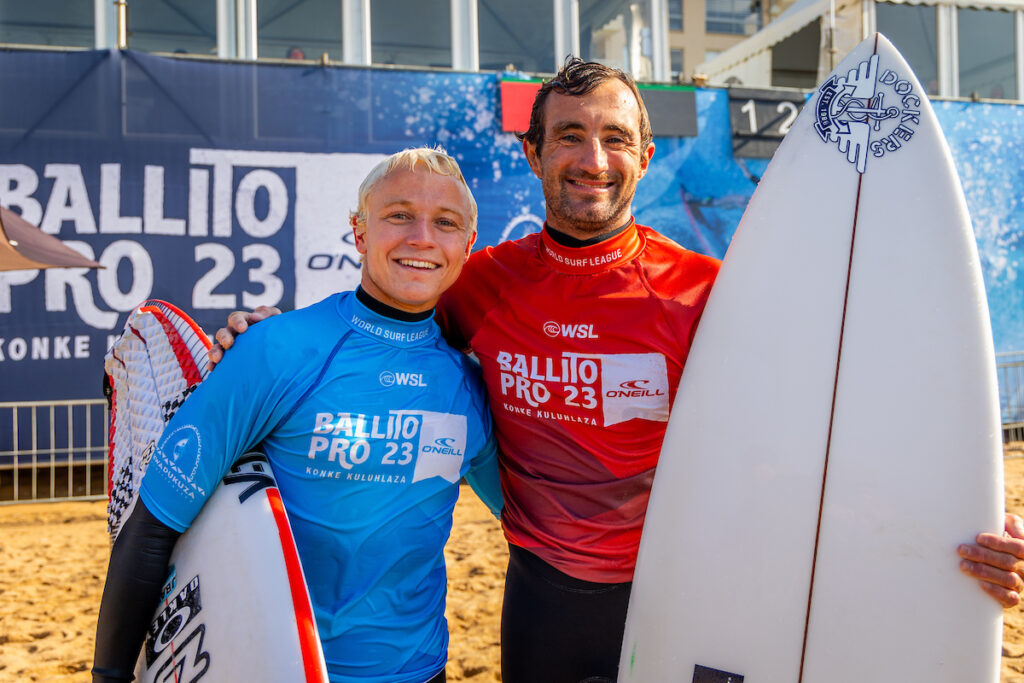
[1,453,1023,682]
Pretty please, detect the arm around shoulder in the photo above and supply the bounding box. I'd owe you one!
[207,305,282,371]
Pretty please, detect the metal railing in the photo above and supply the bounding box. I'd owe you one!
[1000,351,1024,444]
[0,354,1021,504]
[0,399,109,505]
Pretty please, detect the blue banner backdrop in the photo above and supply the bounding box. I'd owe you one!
[0,49,1021,406]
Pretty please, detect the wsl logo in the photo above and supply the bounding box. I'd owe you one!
[543,321,599,339]
[813,53,923,174]
[379,370,428,387]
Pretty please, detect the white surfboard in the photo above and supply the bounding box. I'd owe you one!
[134,451,328,683]
[620,34,1003,683]
[104,301,328,683]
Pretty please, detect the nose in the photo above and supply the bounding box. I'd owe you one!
[406,216,435,246]
[577,137,608,175]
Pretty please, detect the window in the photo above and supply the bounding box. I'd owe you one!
[258,0,342,62]
[958,8,1015,99]
[479,0,555,72]
[0,0,93,48]
[579,0,653,79]
[669,0,683,31]
[705,0,761,35]
[771,20,818,88]
[875,3,938,95]
[371,0,451,68]
[671,48,683,81]
[129,0,217,56]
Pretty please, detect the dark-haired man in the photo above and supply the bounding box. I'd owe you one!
[212,58,1024,683]
[435,58,717,683]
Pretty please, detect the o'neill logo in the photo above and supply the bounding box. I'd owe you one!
[422,437,464,456]
[379,370,428,387]
[543,321,599,339]
[813,53,923,174]
[606,379,666,398]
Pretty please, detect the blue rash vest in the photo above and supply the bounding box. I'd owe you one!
[139,290,502,683]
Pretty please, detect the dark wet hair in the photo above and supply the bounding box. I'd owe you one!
[515,56,653,158]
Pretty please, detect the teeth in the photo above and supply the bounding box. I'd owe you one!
[398,259,439,269]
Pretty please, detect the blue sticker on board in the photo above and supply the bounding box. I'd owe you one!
[813,53,924,174]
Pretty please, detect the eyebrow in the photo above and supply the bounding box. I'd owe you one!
[381,198,467,219]
[549,120,634,139]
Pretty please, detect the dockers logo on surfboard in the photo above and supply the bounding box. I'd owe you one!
[813,53,923,174]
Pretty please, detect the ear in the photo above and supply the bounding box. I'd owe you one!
[351,216,367,255]
[638,142,655,178]
[464,229,478,259]
[523,138,542,179]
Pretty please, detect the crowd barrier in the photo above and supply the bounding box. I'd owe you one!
[0,399,108,505]
[2,354,1022,503]
[1000,351,1024,444]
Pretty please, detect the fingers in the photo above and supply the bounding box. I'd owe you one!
[958,557,1022,608]
[205,307,282,371]
[206,343,224,371]
[973,528,1024,568]
[1006,513,1024,540]
[959,548,1024,589]
[958,538,1024,575]
[974,577,1022,609]
[227,310,252,334]
[248,305,281,324]
[205,312,248,371]
[959,524,1024,609]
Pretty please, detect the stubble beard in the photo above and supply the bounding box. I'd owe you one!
[544,175,633,238]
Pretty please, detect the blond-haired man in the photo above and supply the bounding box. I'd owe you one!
[93,147,502,683]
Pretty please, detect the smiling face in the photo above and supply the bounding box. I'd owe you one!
[524,78,655,240]
[353,168,476,313]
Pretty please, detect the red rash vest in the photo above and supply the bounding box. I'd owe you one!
[437,221,720,583]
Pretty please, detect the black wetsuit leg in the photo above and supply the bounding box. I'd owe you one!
[92,500,180,683]
[500,544,632,683]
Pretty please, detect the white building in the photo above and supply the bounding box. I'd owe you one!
[0,0,785,83]
[0,1,670,78]
[2,0,1015,99]
[696,0,1023,99]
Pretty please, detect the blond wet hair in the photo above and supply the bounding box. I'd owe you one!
[350,146,478,237]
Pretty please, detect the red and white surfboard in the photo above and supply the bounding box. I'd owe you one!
[104,300,328,682]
